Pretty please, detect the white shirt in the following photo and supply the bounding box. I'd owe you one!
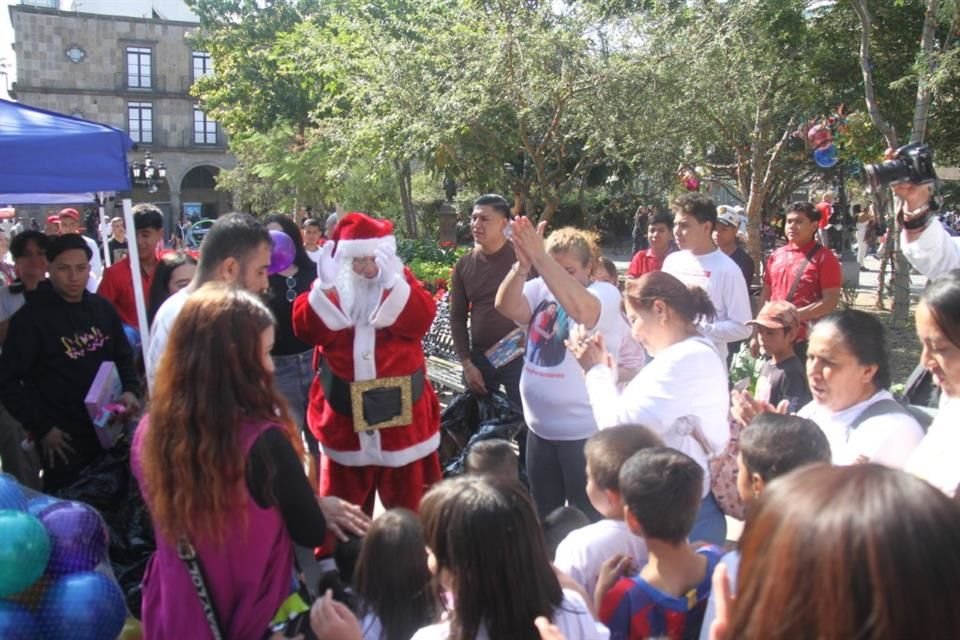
[0,286,25,322]
[554,519,648,596]
[662,249,752,360]
[82,235,103,279]
[306,247,322,264]
[901,217,960,279]
[520,279,626,441]
[798,390,924,468]
[410,589,608,640]
[360,612,383,640]
[145,288,190,389]
[906,395,959,497]
[584,336,730,497]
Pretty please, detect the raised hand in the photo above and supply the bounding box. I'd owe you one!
[316,242,340,288]
[374,244,404,290]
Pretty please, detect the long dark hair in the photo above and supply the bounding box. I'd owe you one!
[264,213,314,273]
[731,464,960,639]
[920,269,960,349]
[420,477,563,640]
[147,251,197,326]
[353,509,438,640]
[143,283,301,543]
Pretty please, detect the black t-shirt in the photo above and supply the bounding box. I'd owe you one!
[108,238,129,264]
[759,355,811,413]
[266,266,316,356]
[729,247,756,289]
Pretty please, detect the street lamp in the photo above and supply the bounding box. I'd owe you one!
[130,151,167,194]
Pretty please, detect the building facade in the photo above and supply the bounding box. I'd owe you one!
[9,0,234,233]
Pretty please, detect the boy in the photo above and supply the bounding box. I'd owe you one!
[698,413,831,639]
[597,447,722,640]
[464,438,520,484]
[554,426,663,596]
[302,218,324,264]
[747,301,811,413]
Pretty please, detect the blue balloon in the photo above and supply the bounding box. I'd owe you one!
[0,473,27,511]
[26,495,62,518]
[40,572,127,640]
[0,601,40,640]
[814,144,839,168]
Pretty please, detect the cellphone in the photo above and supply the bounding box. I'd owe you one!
[733,378,750,393]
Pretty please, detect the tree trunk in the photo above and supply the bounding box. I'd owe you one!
[395,159,418,238]
[910,0,940,145]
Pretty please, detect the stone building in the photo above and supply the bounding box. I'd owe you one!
[9,0,234,236]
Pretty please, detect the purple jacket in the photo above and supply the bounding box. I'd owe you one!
[132,417,294,639]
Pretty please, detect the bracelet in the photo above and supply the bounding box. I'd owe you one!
[512,262,530,278]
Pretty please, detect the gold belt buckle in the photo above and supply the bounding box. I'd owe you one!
[349,375,414,432]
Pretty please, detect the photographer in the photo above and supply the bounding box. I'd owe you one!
[870,144,960,278]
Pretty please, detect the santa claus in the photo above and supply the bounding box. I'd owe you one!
[292,212,441,513]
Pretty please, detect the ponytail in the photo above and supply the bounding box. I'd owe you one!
[624,271,716,324]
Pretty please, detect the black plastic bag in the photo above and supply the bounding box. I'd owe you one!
[439,390,525,476]
[51,435,155,618]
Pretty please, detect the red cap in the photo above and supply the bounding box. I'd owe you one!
[58,208,81,221]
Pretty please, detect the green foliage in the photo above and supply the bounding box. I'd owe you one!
[396,238,468,287]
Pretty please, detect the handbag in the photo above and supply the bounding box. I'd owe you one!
[690,418,747,521]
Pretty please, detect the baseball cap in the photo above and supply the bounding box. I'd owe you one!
[58,208,81,221]
[747,301,800,331]
[46,215,60,224]
[716,207,739,228]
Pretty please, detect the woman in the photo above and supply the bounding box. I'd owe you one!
[710,464,960,639]
[264,213,320,482]
[734,309,923,468]
[0,230,48,345]
[495,218,626,520]
[906,270,960,496]
[146,251,197,326]
[412,476,607,640]
[568,271,730,545]
[133,283,369,638]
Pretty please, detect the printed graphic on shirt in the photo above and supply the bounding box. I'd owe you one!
[62,327,109,360]
[526,299,570,367]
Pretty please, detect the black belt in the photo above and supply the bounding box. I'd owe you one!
[320,361,425,431]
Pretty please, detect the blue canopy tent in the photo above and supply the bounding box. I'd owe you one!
[0,99,151,378]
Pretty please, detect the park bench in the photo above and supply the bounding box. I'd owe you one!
[422,292,466,398]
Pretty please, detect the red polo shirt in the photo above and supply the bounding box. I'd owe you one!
[815,201,832,229]
[97,254,157,327]
[763,239,841,340]
[627,246,676,279]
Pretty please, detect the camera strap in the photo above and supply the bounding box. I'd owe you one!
[898,203,933,231]
[786,243,822,303]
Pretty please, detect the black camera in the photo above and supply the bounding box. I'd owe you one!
[863,143,938,191]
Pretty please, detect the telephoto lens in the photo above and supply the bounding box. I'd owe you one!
[863,143,938,191]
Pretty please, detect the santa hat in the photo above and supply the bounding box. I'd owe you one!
[331,212,396,259]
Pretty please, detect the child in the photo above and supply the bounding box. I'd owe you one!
[412,476,608,640]
[353,509,439,640]
[464,438,520,484]
[302,218,324,263]
[596,448,721,640]
[747,301,811,413]
[554,426,662,595]
[697,412,831,640]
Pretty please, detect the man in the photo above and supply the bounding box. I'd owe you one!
[626,210,677,279]
[107,217,129,264]
[898,181,960,278]
[662,193,752,361]
[303,218,325,264]
[0,234,139,490]
[44,214,60,236]
[98,204,164,329]
[714,207,755,365]
[759,201,841,361]
[146,213,272,387]
[0,230,49,345]
[815,191,833,246]
[292,212,440,513]
[58,208,102,281]
[450,194,522,407]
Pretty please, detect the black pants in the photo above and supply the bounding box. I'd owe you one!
[525,430,601,522]
[469,350,526,462]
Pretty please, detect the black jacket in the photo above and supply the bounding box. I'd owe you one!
[0,281,138,442]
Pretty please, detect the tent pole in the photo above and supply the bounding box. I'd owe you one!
[123,197,151,394]
[99,192,111,267]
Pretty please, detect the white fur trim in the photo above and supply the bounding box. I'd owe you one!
[353,323,377,382]
[321,431,440,468]
[334,235,396,260]
[308,281,352,331]
[369,277,411,329]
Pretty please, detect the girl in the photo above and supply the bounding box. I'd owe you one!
[134,283,368,638]
[146,251,197,326]
[412,476,608,640]
[353,509,439,640]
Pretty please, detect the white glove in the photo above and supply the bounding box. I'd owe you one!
[375,244,404,290]
[316,242,340,288]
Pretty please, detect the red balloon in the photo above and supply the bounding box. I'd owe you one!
[807,124,833,151]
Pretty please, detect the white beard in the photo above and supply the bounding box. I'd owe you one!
[336,266,382,326]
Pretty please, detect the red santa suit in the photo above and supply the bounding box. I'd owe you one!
[292,213,441,513]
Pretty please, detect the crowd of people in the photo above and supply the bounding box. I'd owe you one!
[0,174,957,639]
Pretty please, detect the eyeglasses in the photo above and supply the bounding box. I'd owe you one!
[286,275,297,303]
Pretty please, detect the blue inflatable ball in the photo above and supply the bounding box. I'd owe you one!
[40,502,109,576]
[26,495,62,518]
[40,572,127,640]
[813,144,839,168]
[0,473,27,510]
[0,510,51,598]
[0,601,40,640]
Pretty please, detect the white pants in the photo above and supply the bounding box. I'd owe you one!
[856,222,869,266]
